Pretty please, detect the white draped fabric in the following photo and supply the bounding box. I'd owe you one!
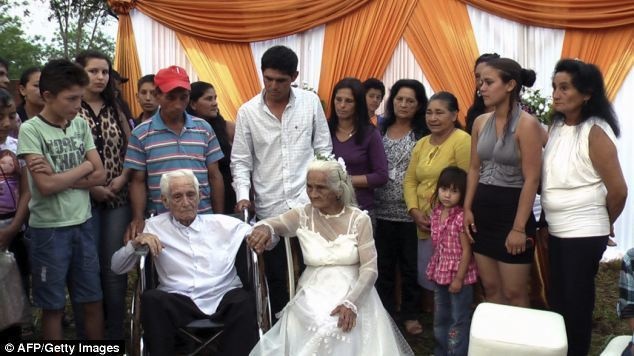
[467,5,565,94]
[469,5,633,258]
[379,37,434,116]
[605,69,634,260]
[250,26,325,91]
[129,9,632,255]
[130,10,199,81]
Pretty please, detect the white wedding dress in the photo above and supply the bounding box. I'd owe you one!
[250,204,414,356]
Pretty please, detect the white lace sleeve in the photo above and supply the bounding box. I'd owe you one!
[254,207,302,238]
[343,211,378,308]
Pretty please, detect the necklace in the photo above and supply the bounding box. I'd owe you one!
[429,128,456,146]
[317,205,346,218]
[338,126,355,138]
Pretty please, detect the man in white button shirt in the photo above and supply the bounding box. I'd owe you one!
[231,45,332,318]
[111,169,258,356]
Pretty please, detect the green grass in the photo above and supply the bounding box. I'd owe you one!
[401,260,629,355]
[591,260,629,354]
[25,261,628,355]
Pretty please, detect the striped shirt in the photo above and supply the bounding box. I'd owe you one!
[619,248,634,319]
[124,111,223,214]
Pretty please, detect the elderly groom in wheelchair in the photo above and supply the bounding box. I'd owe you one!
[111,169,260,356]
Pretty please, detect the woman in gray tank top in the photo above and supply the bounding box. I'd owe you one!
[463,57,544,308]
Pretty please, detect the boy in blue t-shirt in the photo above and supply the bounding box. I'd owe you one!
[17,59,106,339]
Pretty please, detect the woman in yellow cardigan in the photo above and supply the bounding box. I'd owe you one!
[403,91,471,306]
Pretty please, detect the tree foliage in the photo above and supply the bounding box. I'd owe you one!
[44,26,115,60]
[0,0,116,78]
[44,0,115,59]
[0,0,47,78]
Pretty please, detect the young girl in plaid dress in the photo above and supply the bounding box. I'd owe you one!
[427,167,477,356]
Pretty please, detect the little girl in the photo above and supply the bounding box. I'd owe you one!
[427,166,477,356]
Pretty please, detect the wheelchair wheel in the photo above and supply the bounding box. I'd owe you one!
[256,257,272,333]
[130,279,146,356]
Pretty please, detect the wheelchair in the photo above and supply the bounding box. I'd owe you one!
[281,237,303,300]
[129,210,272,356]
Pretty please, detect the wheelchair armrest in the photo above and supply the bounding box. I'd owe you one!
[135,244,158,292]
[247,246,272,333]
[284,237,296,299]
[134,245,150,276]
[134,245,150,256]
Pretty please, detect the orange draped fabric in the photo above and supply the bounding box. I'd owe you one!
[176,34,261,121]
[112,0,633,119]
[110,1,143,118]
[561,26,634,100]
[460,0,634,29]
[404,0,480,125]
[460,0,633,101]
[135,0,370,42]
[318,0,417,115]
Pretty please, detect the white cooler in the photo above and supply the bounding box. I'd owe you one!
[469,302,568,356]
[600,335,630,355]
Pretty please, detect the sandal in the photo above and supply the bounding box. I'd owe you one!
[404,319,423,335]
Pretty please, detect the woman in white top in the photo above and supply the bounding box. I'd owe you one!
[542,58,627,356]
[248,158,413,356]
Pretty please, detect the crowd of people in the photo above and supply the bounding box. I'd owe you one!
[0,44,628,356]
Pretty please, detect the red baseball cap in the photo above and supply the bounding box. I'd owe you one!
[154,66,191,92]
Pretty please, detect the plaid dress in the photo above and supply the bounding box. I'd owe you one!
[426,205,478,285]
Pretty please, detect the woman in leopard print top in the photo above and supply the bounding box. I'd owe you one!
[75,50,131,340]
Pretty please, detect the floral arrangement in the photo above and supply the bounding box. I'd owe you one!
[315,153,347,172]
[521,88,553,125]
[292,81,326,110]
[292,81,318,94]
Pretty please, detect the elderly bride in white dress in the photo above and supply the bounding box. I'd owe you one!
[248,157,413,356]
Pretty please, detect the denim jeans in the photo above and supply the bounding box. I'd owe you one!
[418,239,435,291]
[29,220,102,309]
[434,283,473,356]
[75,205,130,340]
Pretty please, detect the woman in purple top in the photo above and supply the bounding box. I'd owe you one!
[329,78,388,215]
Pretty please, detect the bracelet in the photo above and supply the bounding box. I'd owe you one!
[512,227,526,234]
[342,300,358,315]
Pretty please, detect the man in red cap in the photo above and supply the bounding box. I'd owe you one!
[123,66,225,240]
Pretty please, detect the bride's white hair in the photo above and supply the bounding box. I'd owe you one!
[307,159,357,207]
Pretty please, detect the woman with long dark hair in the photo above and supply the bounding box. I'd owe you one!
[17,67,44,123]
[463,57,543,309]
[465,53,500,134]
[75,50,131,340]
[187,81,236,213]
[329,77,388,215]
[375,79,428,334]
[543,59,627,355]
